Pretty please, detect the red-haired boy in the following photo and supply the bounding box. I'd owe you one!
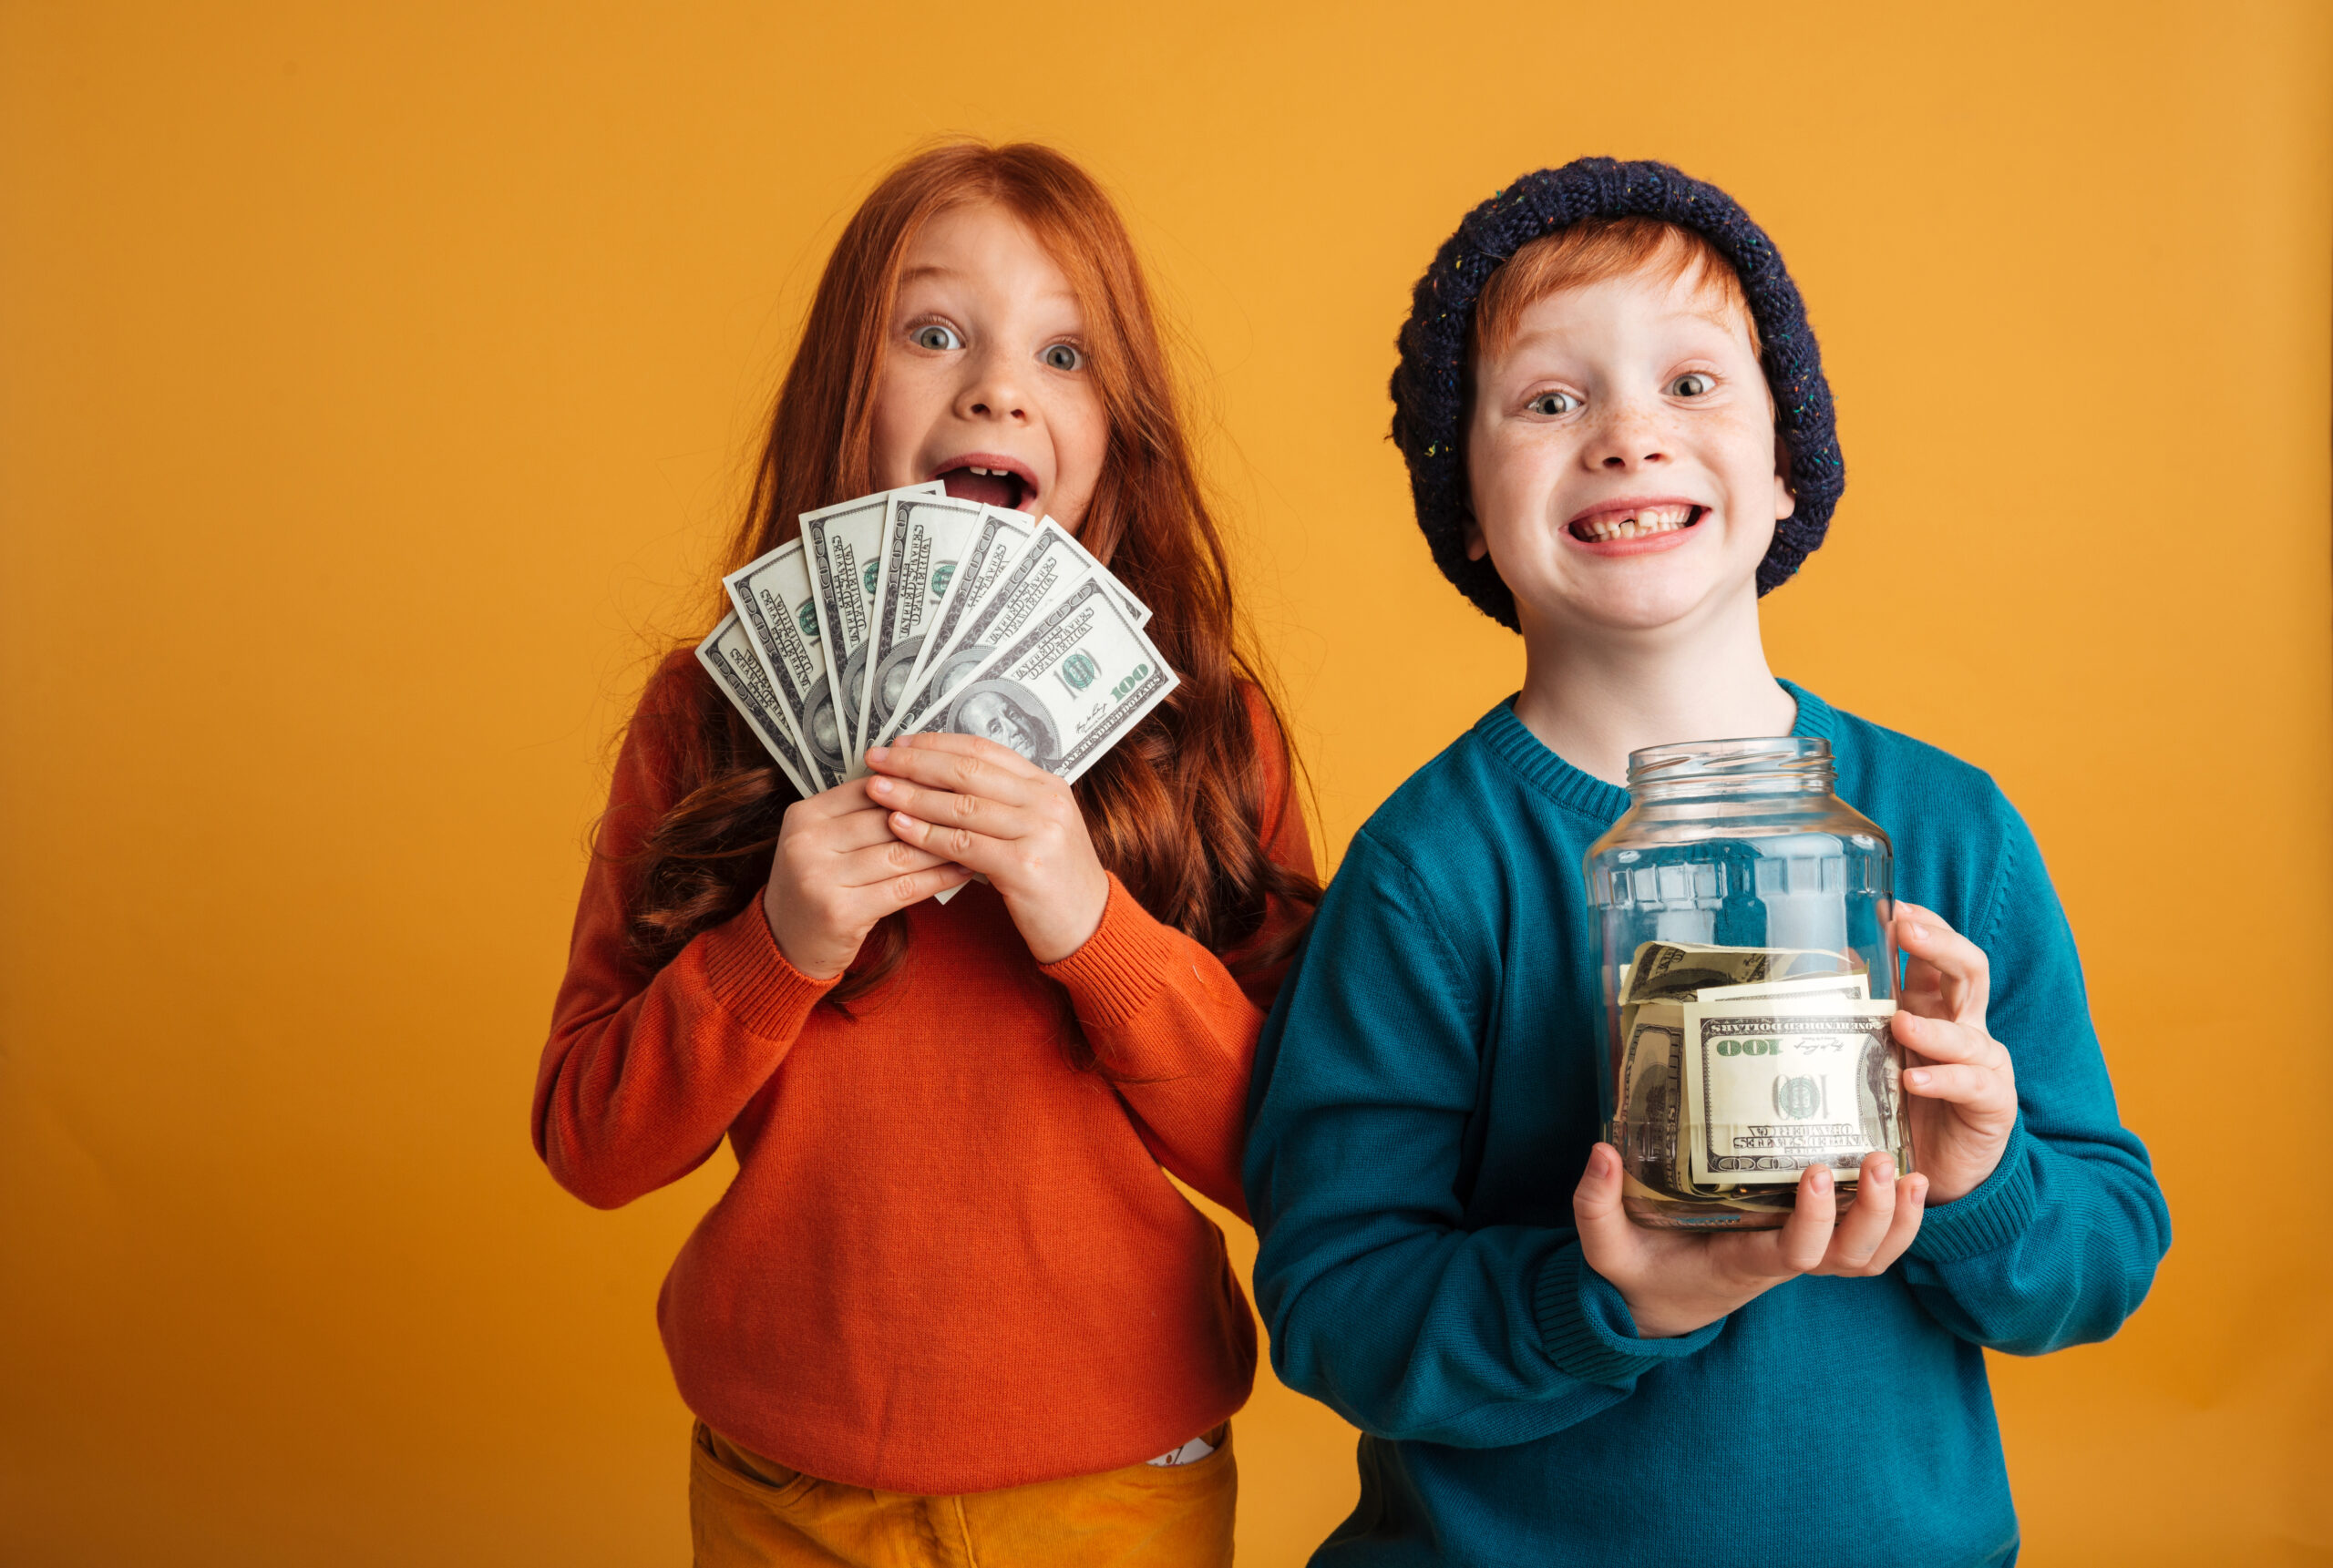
[1244,159,2168,1567]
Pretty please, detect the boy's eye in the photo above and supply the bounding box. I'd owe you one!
[912,324,961,352]
[1668,372,1716,397]
[1527,391,1579,417]
[1042,343,1084,372]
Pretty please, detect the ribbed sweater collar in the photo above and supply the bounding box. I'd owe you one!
[1473,678,1836,825]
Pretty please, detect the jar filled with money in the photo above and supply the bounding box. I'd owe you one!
[1584,736,1907,1229]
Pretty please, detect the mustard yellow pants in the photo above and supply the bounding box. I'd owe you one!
[689,1422,1237,1568]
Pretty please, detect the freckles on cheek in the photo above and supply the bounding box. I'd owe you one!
[1051,406,1109,518]
[865,376,916,485]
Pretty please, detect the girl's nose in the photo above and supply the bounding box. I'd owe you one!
[958,348,1030,425]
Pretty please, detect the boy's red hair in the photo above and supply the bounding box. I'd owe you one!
[1471,217,1761,364]
[618,140,1317,1009]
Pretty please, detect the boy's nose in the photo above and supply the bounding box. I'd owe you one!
[1583,404,1670,470]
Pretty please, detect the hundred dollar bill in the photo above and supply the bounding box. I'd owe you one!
[1090,555,1150,628]
[891,518,1152,725]
[1616,1000,1687,1194]
[903,574,1177,784]
[802,491,899,772]
[696,612,817,799]
[1617,970,1865,1097]
[1615,969,1876,1202]
[877,504,1036,743]
[727,541,839,784]
[1621,939,1858,1006]
[723,538,839,788]
[1694,971,1871,1007]
[864,493,993,745]
[1679,1000,1903,1186]
[887,520,1093,741]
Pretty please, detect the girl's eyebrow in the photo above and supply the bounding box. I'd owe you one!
[896,263,1080,309]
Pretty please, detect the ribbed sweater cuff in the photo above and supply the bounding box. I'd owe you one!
[1907,1118,2039,1265]
[693,899,837,1040]
[1038,875,1177,1030]
[1535,1246,1723,1387]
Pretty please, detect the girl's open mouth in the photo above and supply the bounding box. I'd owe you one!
[934,459,1034,512]
[1567,502,1704,544]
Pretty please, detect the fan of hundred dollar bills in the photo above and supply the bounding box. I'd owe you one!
[698,483,1176,800]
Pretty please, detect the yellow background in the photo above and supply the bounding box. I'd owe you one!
[4,3,2327,1563]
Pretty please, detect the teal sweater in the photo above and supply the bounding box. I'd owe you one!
[1244,687,2169,1568]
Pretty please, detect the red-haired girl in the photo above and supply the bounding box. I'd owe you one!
[532,141,1317,1566]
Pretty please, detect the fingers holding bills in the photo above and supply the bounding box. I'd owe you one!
[866,731,1115,964]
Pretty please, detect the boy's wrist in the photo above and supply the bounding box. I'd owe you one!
[1906,1118,2037,1265]
[1536,1247,1724,1386]
[1618,1289,1729,1341]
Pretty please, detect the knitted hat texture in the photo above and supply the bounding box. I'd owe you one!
[1390,158,1843,630]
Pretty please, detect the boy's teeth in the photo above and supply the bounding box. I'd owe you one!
[1581,504,1695,541]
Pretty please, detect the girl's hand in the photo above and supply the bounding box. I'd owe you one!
[1892,901,2020,1203]
[762,779,972,980]
[1574,1144,1929,1338]
[863,733,1110,964]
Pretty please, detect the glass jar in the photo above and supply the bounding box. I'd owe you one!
[1583,736,1907,1229]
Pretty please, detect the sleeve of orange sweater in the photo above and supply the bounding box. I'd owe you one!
[1038,685,1317,1220]
[531,655,834,1210]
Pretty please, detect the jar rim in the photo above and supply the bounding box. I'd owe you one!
[1626,734,1833,791]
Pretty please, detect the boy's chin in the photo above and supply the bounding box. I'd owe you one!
[1524,567,1759,635]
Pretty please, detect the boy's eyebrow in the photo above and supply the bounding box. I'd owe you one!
[1502,301,1752,355]
[1681,302,1756,336]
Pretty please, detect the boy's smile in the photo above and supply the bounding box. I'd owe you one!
[1565,497,1705,552]
[869,201,1107,530]
[1464,264,1790,635]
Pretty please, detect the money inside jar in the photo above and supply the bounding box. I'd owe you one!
[1613,940,1906,1213]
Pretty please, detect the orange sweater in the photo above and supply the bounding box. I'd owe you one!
[533,655,1313,1494]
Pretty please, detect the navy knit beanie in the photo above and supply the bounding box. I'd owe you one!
[1390,158,1843,630]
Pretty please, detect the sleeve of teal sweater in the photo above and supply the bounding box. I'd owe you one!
[1896,797,2172,1352]
[1244,830,1721,1448]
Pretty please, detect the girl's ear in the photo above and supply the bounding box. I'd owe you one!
[1461,504,1489,562]
[1773,430,1796,522]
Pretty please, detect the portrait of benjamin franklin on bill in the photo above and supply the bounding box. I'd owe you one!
[947,678,1064,773]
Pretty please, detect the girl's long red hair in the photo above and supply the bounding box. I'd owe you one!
[613,140,1317,1007]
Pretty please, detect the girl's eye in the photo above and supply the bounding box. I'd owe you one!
[1042,343,1084,372]
[1669,372,1716,397]
[912,324,961,352]
[1528,391,1579,417]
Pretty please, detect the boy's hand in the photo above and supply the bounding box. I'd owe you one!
[1892,902,2020,1204]
[1573,1143,1929,1338]
[864,733,1112,964]
[761,778,973,980]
